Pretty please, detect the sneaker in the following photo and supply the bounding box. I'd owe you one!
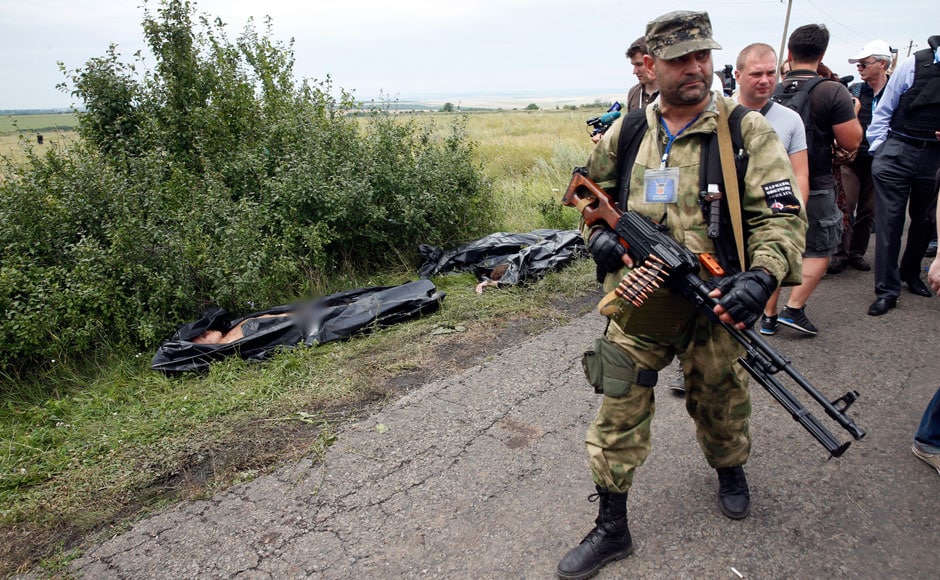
[778,306,818,336]
[912,442,940,475]
[759,314,778,336]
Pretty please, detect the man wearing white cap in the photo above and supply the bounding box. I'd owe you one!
[829,40,893,275]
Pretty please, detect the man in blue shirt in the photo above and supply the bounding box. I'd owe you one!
[867,35,940,315]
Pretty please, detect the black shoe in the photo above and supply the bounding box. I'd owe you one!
[557,487,634,579]
[777,306,818,335]
[904,277,932,297]
[827,256,847,274]
[716,466,750,520]
[847,256,871,271]
[867,297,898,316]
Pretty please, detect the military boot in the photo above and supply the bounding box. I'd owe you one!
[556,486,634,579]
[716,466,750,520]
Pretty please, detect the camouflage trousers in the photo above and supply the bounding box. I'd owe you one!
[586,312,751,494]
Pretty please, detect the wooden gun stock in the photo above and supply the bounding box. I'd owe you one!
[561,167,623,234]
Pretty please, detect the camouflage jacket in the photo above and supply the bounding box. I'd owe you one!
[583,92,807,289]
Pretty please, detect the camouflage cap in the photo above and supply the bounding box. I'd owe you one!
[645,11,722,60]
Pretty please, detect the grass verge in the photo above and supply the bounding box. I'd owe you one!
[1,259,599,576]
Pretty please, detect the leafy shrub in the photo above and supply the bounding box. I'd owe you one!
[0,0,494,376]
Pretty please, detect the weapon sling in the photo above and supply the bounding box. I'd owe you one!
[715,98,747,270]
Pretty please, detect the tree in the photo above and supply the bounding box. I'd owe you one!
[440,102,455,112]
[0,0,494,375]
[525,103,540,110]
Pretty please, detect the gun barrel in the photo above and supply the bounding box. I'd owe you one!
[738,356,851,457]
[684,273,863,453]
[737,325,866,441]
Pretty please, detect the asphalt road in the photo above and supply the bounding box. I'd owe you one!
[69,257,940,579]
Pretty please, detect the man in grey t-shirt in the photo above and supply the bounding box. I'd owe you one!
[734,43,810,336]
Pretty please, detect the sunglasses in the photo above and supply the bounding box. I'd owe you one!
[856,60,878,69]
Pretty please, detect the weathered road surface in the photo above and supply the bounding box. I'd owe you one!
[71,262,940,579]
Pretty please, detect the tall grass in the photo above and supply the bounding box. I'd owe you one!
[0,106,602,575]
[466,108,597,231]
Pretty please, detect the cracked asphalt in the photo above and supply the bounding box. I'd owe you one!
[70,261,940,579]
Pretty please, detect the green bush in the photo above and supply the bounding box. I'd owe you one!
[0,0,494,376]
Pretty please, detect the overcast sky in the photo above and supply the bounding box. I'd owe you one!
[1,0,935,110]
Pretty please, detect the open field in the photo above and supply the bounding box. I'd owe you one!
[0,112,77,134]
[1,113,79,165]
[461,107,603,231]
[0,105,605,576]
[0,130,78,161]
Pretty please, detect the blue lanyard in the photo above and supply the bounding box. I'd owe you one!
[658,114,700,168]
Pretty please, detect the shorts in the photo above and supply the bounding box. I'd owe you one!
[803,187,843,258]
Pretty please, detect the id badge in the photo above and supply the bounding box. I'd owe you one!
[643,167,680,204]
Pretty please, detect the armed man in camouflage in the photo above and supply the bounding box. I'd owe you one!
[556,11,807,580]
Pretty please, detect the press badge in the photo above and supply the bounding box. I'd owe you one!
[643,167,680,203]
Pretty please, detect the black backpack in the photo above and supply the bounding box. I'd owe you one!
[770,75,827,147]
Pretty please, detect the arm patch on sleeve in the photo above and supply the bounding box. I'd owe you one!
[761,179,801,215]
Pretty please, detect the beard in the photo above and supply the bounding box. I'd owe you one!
[669,74,710,105]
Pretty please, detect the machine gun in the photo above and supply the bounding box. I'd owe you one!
[586,102,622,137]
[562,167,866,457]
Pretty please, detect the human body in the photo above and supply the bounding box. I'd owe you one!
[866,36,940,315]
[913,388,940,474]
[731,43,811,336]
[556,12,806,580]
[626,81,658,113]
[625,37,660,112]
[829,40,893,275]
[914,174,940,474]
[769,24,861,335]
[929,170,940,296]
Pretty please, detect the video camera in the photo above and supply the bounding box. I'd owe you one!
[586,102,622,137]
[718,64,735,97]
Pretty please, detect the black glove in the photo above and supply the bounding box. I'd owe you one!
[588,228,627,277]
[713,268,777,327]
